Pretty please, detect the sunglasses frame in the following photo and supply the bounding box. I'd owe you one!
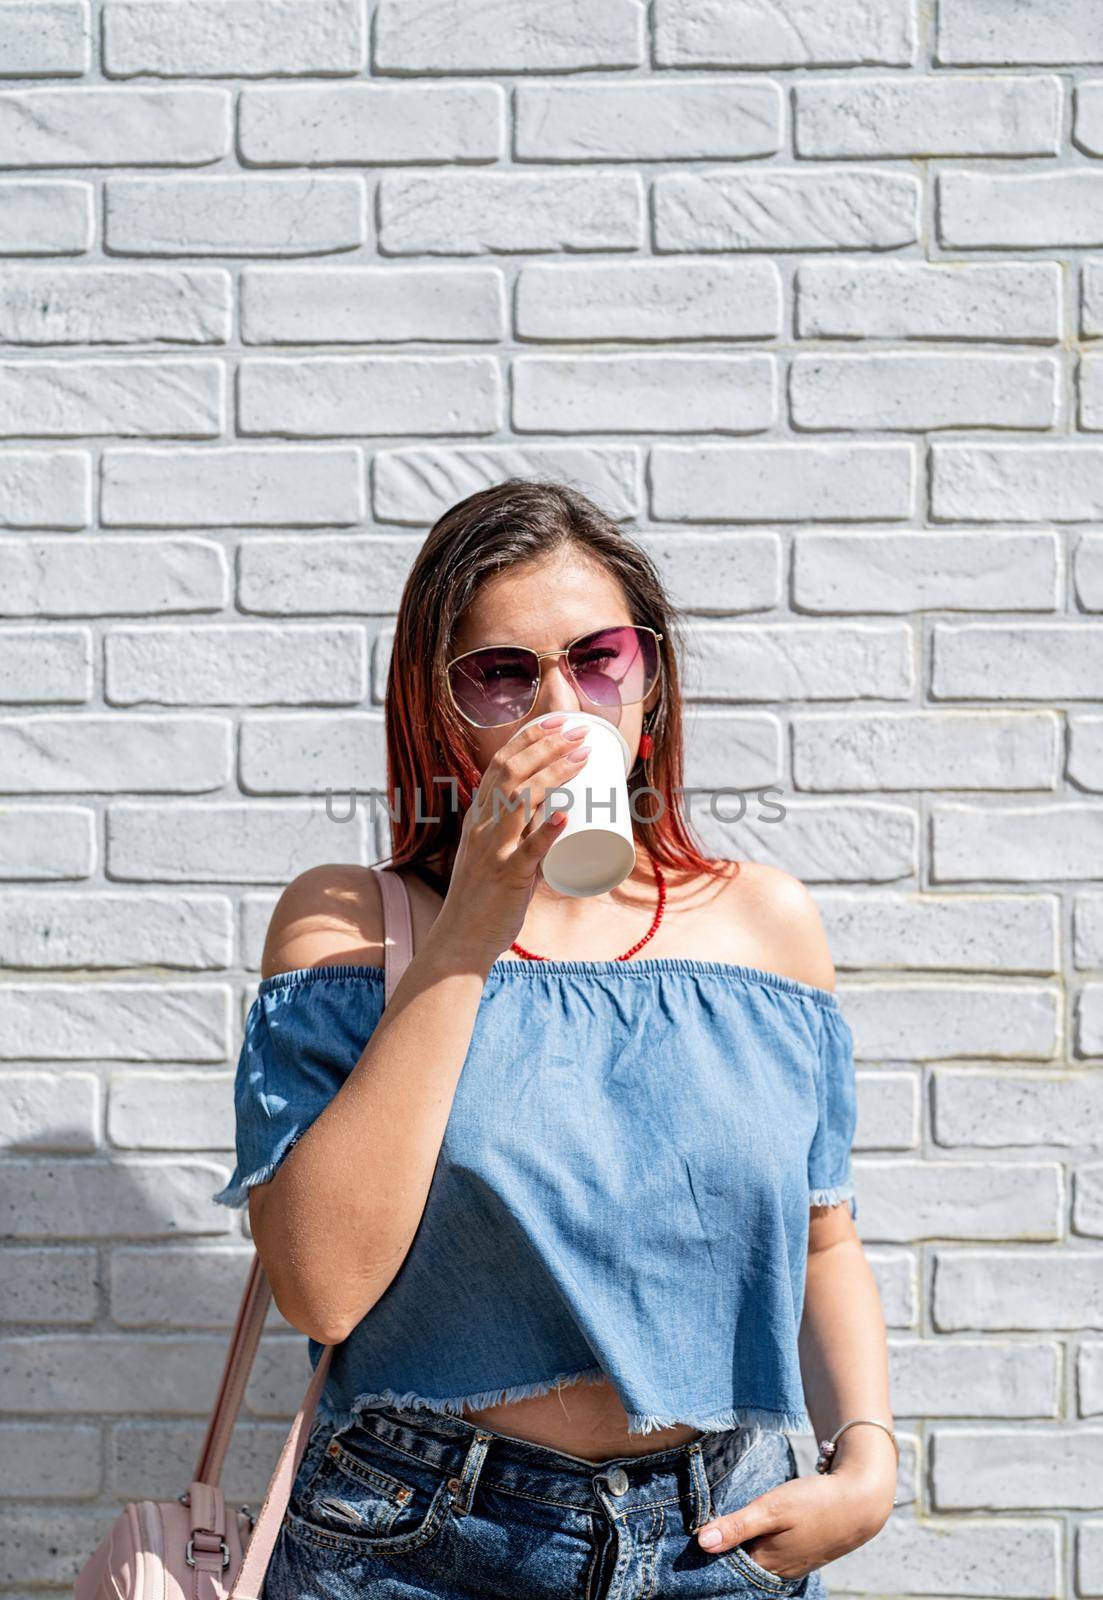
[444,624,665,731]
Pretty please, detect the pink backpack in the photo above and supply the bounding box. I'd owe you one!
[73,865,415,1600]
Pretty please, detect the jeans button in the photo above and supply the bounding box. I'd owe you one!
[605,1467,629,1496]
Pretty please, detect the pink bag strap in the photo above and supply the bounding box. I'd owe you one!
[372,862,415,1005]
[190,863,416,1598]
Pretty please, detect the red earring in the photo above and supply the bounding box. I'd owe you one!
[638,728,654,760]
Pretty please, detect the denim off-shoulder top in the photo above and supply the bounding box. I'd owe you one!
[212,958,858,1439]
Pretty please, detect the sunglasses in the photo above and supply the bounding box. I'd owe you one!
[446,624,664,731]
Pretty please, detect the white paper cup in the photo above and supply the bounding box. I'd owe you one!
[521,711,636,897]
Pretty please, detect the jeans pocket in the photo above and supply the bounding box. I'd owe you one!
[711,1431,808,1596]
[288,1420,454,1557]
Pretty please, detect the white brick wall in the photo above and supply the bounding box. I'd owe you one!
[0,1,1100,1594]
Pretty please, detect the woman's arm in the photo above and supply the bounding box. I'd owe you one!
[248,864,496,1345]
[799,1203,898,1520]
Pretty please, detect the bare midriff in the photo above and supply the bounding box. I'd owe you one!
[461,1377,704,1463]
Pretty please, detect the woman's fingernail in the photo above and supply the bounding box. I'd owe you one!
[540,714,566,727]
[698,1528,722,1549]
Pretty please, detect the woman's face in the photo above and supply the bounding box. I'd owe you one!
[447,551,661,776]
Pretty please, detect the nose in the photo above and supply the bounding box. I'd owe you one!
[531,653,583,717]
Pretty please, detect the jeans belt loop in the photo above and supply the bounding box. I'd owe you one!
[449,1430,492,1517]
[685,1439,713,1534]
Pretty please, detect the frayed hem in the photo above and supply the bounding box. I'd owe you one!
[809,1180,856,1210]
[625,1402,811,1437]
[210,1160,283,1209]
[346,1364,611,1428]
[340,1376,811,1441]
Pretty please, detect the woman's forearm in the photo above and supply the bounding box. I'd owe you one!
[797,1234,898,1527]
[251,919,494,1344]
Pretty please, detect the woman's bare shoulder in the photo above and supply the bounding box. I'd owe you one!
[715,858,837,992]
[260,863,385,981]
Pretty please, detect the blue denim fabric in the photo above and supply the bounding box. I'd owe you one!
[264,1401,833,1599]
[212,959,857,1439]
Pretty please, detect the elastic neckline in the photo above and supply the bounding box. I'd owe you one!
[256,956,838,1008]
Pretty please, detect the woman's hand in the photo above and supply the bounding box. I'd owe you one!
[433,713,592,966]
[696,1462,896,1582]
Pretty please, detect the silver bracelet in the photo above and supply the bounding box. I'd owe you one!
[815,1418,899,1475]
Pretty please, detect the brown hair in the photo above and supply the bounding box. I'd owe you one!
[378,477,730,895]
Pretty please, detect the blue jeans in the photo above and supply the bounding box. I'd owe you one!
[264,1401,832,1598]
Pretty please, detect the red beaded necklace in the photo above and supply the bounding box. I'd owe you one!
[510,859,667,962]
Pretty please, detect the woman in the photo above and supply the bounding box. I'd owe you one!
[214,479,897,1598]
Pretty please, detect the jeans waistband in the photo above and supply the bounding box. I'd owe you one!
[336,1401,770,1522]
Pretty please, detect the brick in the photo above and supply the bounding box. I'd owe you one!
[239,83,503,165]
[935,1071,1103,1150]
[515,260,781,342]
[240,265,504,344]
[867,1251,918,1328]
[1076,897,1103,968]
[940,171,1103,248]
[817,890,1059,975]
[1082,262,1103,338]
[112,1417,291,1503]
[2,1247,98,1324]
[101,446,364,527]
[1075,1162,1103,1234]
[0,984,229,1062]
[681,710,782,792]
[237,536,418,615]
[857,1161,1061,1243]
[1077,535,1103,610]
[689,623,912,702]
[937,0,1103,65]
[931,623,1103,699]
[0,1160,233,1236]
[934,1247,1103,1330]
[1070,719,1103,790]
[238,355,501,437]
[106,801,369,883]
[793,530,1060,614]
[1079,356,1103,430]
[1080,988,1103,1058]
[842,981,1060,1061]
[638,533,782,617]
[0,449,89,529]
[932,803,1103,884]
[110,1246,294,1328]
[238,713,387,793]
[0,266,231,344]
[796,260,1061,344]
[373,0,643,73]
[793,711,1058,791]
[0,714,231,793]
[0,1507,116,1587]
[0,536,226,616]
[515,81,781,161]
[653,0,915,68]
[0,1332,238,1410]
[513,354,776,434]
[0,627,91,702]
[108,1072,233,1151]
[790,352,1058,431]
[0,808,93,880]
[890,1338,1058,1417]
[104,175,366,256]
[0,1072,99,1151]
[0,2,90,76]
[932,1426,1103,1510]
[0,1423,100,1496]
[378,171,643,254]
[1081,1348,1103,1417]
[0,891,232,969]
[0,179,92,253]
[683,792,918,883]
[104,0,365,77]
[932,444,1103,522]
[372,445,641,525]
[0,87,230,165]
[1076,83,1103,157]
[827,1513,1058,1597]
[854,1070,920,1150]
[796,75,1060,158]
[106,623,366,705]
[0,357,223,437]
[655,169,919,252]
[650,442,915,522]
